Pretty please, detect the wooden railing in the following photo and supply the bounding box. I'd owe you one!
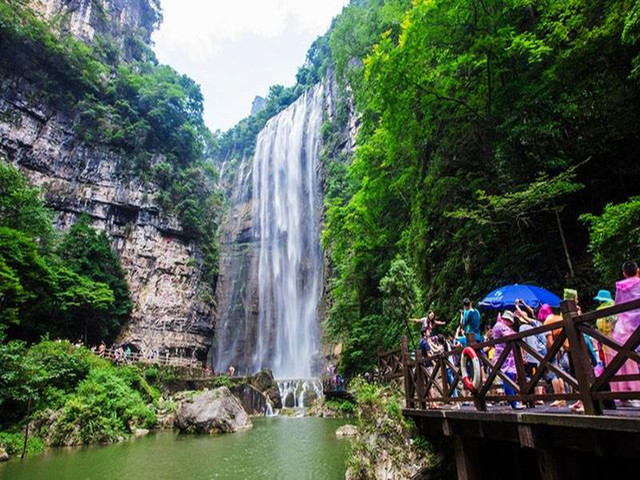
[377,345,405,382]
[387,299,640,416]
[100,348,206,370]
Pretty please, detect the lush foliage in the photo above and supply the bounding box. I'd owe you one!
[0,161,131,342]
[0,1,223,277]
[59,215,132,340]
[0,339,157,449]
[583,197,640,284]
[322,0,640,375]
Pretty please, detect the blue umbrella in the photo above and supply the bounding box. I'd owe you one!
[478,284,562,310]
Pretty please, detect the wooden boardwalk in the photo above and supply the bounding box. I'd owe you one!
[380,299,640,479]
[99,348,205,370]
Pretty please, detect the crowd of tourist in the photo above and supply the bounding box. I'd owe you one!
[411,261,640,411]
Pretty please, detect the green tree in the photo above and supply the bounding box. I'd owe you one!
[583,197,640,285]
[58,215,131,341]
[0,160,54,250]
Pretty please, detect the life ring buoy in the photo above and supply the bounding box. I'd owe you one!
[460,347,482,392]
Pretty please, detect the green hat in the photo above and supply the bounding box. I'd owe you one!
[593,290,613,303]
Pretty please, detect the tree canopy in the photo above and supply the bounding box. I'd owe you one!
[321,0,640,374]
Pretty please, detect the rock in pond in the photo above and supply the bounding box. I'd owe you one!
[336,424,358,438]
[231,383,267,416]
[176,387,252,434]
[250,369,282,409]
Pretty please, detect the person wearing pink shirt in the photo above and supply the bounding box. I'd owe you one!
[611,261,640,403]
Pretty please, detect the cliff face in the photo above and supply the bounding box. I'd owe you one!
[0,0,213,359]
[27,0,161,61]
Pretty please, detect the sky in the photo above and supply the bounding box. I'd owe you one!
[152,0,349,132]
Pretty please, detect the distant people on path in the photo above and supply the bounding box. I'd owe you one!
[227,365,235,377]
[98,341,106,357]
[611,261,640,401]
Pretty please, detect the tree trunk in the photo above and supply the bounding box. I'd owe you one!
[20,396,31,460]
[554,204,575,279]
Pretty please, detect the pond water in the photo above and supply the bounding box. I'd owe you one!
[0,417,350,480]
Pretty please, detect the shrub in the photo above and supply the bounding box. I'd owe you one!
[0,431,44,455]
[49,368,156,446]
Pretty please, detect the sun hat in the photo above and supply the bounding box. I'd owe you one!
[593,290,613,303]
[502,310,515,322]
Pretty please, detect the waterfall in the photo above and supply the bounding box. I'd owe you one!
[213,83,325,379]
[252,84,324,379]
[278,379,323,409]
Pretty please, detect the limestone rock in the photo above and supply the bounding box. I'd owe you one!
[0,448,8,462]
[27,0,160,61]
[157,413,176,430]
[302,388,319,407]
[346,386,432,480]
[175,387,252,434]
[336,424,358,438]
[231,383,267,416]
[0,76,215,361]
[133,428,149,437]
[284,392,295,408]
[0,1,214,363]
[250,369,275,392]
[250,370,282,409]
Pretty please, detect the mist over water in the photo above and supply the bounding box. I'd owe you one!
[214,84,325,379]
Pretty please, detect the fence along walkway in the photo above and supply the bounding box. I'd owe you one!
[101,348,205,370]
[380,299,640,416]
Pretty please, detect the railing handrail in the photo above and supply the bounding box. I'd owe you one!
[381,298,640,416]
[98,347,205,369]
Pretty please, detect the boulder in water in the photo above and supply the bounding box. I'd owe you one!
[250,369,275,392]
[231,383,267,415]
[303,388,319,407]
[284,391,295,408]
[175,387,252,434]
[336,424,358,438]
[250,370,282,409]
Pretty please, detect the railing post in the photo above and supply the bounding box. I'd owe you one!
[402,336,415,409]
[512,340,530,407]
[416,349,426,409]
[441,357,450,404]
[561,300,602,415]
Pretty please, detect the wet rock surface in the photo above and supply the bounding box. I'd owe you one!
[0,1,215,360]
[230,384,267,416]
[335,424,357,438]
[175,387,252,434]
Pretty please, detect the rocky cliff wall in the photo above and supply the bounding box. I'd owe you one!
[27,0,161,61]
[0,0,214,359]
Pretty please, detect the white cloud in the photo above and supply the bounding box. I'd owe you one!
[152,0,349,130]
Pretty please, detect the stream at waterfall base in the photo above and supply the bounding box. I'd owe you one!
[0,417,350,480]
